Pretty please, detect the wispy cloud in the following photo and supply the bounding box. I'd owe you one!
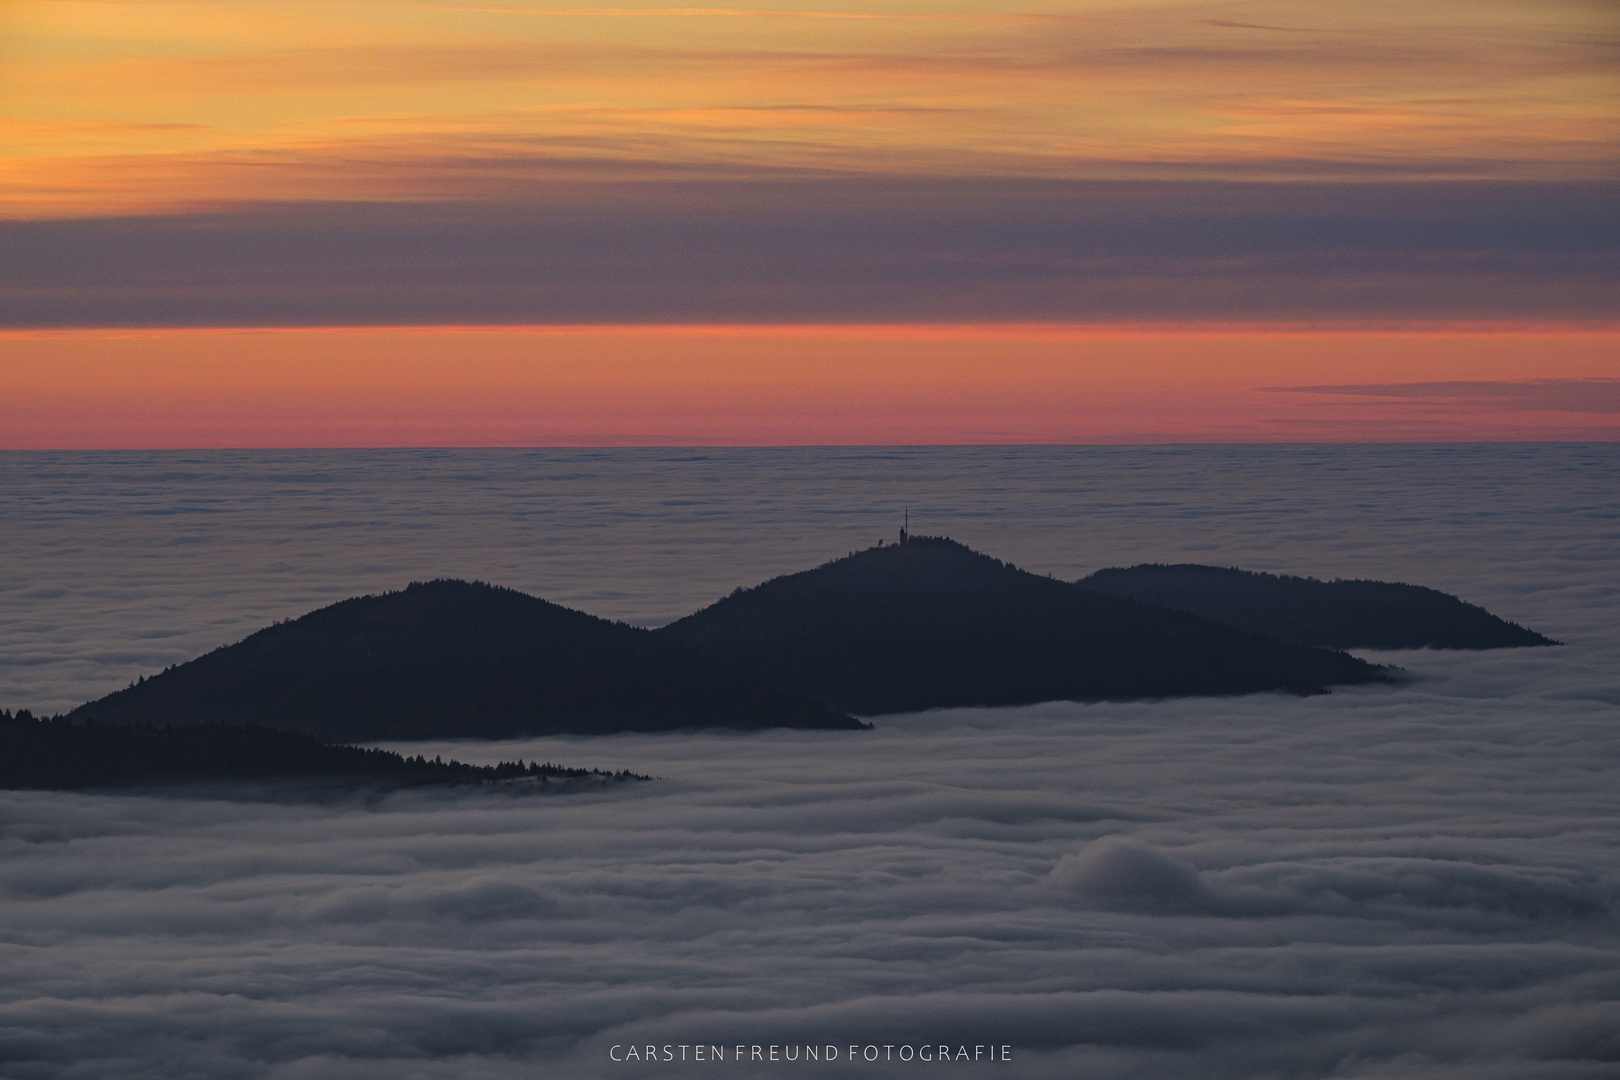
[1266,379,1620,414]
[5,0,1615,219]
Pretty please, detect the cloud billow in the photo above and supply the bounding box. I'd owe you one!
[1052,835,1610,925]
[1050,836,1212,910]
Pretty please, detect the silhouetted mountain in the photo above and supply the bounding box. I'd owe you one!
[0,708,647,790]
[1077,564,1558,650]
[655,538,1390,714]
[68,580,863,739]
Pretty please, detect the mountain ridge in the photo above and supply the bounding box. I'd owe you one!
[60,540,1550,739]
[68,578,864,740]
[1077,563,1558,650]
[656,537,1392,714]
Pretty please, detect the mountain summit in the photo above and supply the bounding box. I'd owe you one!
[656,537,1390,714]
[69,579,863,740]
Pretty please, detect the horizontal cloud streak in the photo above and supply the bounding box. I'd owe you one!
[1267,379,1620,413]
[2,179,1614,325]
[9,0,1614,223]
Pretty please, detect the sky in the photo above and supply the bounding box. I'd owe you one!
[2,0,1617,444]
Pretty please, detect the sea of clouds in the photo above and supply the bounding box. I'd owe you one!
[1,445,1616,1078]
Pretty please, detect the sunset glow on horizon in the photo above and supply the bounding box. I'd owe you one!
[5,323,1616,447]
[2,0,1616,444]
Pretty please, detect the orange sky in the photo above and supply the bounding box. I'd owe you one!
[2,2,1615,445]
[4,1,1616,216]
[4,325,1616,447]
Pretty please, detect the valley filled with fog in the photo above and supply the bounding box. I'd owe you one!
[1,445,1615,1078]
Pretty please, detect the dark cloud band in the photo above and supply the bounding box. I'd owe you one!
[3,179,1614,326]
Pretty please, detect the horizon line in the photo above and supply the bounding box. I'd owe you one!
[6,320,1620,339]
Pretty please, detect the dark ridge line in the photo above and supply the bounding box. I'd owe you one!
[657,536,1393,715]
[0,708,650,792]
[1077,562,1559,650]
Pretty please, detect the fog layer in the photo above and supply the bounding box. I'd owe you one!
[1,446,1615,1077]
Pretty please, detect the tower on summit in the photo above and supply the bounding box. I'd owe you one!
[900,507,909,545]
